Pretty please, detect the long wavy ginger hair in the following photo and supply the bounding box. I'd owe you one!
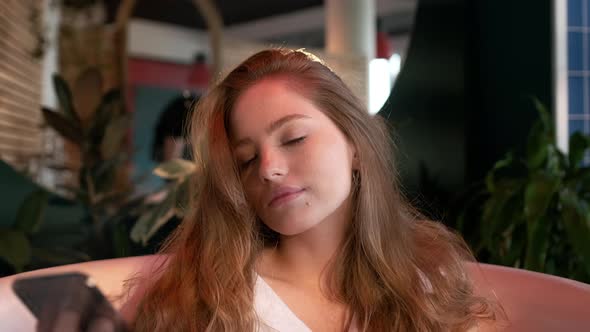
[131,48,495,331]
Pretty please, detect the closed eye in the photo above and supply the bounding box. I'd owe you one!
[284,136,306,146]
[238,136,305,171]
[240,155,257,170]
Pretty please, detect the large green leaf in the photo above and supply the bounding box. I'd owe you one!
[72,68,103,124]
[485,153,514,193]
[481,182,523,251]
[494,193,525,239]
[545,145,563,174]
[524,215,552,271]
[569,132,589,170]
[0,229,31,272]
[503,222,527,267]
[52,74,79,122]
[175,179,191,216]
[526,121,551,169]
[531,97,551,130]
[522,172,561,271]
[153,158,197,180]
[14,190,48,234]
[92,153,129,195]
[89,89,121,145]
[565,168,590,191]
[559,190,590,275]
[526,98,555,169]
[131,188,178,246]
[485,154,528,192]
[92,152,128,196]
[93,153,128,179]
[524,172,561,223]
[42,107,84,143]
[101,114,130,160]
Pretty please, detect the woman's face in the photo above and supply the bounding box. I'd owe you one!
[229,78,357,236]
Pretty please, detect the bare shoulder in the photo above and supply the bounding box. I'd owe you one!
[119,288,143,325]
[119,255,171,325]
[465,319,504,332]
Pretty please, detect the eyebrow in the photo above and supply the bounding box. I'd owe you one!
[233,113,311,148]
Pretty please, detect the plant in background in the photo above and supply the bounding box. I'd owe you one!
[130,158,196,246]
[457,99,590,282]
[42,70,201,256]
[43,71,131,226]
[0,190,49,273]
[0,70,198,275]
[0,70,137,269]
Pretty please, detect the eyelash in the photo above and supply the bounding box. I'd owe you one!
[285,136,306,146]
[239,136,306,170]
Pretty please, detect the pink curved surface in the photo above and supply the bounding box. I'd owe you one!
[0,256,156,332]
[1,257,589,331]
[467,263,590,331]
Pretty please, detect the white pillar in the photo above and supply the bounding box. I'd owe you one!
[325,0,375,59]
[37,0,62,189]
[325,0,376,109]
[553,0,569,153]
[41,0,61,109]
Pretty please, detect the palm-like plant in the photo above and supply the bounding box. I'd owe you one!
[458,99,590,282]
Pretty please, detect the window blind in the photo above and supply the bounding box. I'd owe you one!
[0,0,42,172]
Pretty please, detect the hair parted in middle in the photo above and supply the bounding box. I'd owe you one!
[130,48,498,332]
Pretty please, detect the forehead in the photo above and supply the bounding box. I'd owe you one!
[229,79,323,136]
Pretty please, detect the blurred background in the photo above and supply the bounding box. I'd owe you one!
[1,0,589,283]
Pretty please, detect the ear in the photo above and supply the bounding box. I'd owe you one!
[351,148,359,170]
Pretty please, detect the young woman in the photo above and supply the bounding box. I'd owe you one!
[123,48,499,331]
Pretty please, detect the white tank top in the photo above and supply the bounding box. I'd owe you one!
[253,275,359,332]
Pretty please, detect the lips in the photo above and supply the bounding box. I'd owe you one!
[268,186,305,207]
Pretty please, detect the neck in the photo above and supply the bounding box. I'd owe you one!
[264,197,353,289]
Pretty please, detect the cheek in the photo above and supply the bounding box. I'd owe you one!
[307,136,353,190]
[243,178,273,218]
[243,180,263,208]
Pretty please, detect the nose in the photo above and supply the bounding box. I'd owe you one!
[258,148,287,182]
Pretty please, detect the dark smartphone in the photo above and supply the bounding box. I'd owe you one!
[12,272,127,331]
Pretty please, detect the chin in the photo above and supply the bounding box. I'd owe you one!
[266,218,318,237]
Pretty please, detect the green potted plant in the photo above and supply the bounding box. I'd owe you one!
[0,70,198,275]
[457,99,590,282]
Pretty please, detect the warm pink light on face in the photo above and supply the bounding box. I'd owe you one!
[229,79,356,236]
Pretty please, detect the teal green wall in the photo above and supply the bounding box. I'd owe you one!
[0,161,84,228]
[0,161,39,227]
[132,86,183,194]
